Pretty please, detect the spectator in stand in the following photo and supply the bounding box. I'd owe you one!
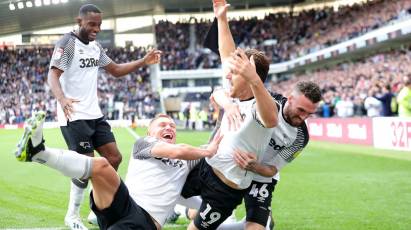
[376,84,395,116]
[353,96,366,117]
[396,75,411,117]
[183,104,191,129]
[364,89,382,117]
[334,94,354,117]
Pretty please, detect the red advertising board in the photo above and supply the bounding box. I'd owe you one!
[306,118,373,146]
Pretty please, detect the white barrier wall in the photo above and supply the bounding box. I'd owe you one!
[372,117,411,151]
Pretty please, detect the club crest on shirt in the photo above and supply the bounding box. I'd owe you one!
[79,141,91,149]
[53,47,64,60]
[154,157,184,168]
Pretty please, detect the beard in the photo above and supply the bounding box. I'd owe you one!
[289,116,304,127]
[284,109,303,127]
[78,28,92,41]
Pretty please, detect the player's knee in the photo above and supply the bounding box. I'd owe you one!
[187,221,199,230]
[187,208,198,220]
[245,221,265,230]
[92,157,111,176]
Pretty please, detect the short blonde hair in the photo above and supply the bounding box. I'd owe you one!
[148,114,173,127]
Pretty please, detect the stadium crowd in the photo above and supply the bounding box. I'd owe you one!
[156,0,411,68]
[0,47,160,125]
[1,0,411,125]
[269,47,411,118]
[2,45,410,125]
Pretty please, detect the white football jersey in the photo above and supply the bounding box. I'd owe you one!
[125,136,199,226]
[206,98,274,189]
[49,32,112,126]
[254,93,309,183]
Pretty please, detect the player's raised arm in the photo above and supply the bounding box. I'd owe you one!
[214,0,235,61]
[228,48,278,128]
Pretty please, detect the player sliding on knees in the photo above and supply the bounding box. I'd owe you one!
[15,111,223,230]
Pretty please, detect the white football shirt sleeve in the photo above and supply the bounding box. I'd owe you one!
[132,136,159,159]
[50,34,75,71]
[97,43,112,67]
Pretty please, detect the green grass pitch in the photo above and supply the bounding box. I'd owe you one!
[0,127,411,229]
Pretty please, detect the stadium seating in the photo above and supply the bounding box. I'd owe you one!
[0,47,160,124]
[155,0,411,68]
[268,47,411,117]
[1,0,411,124]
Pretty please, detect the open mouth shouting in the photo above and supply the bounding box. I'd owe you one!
[161,131,175,143]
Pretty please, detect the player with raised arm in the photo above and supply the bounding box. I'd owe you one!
[15,112,222,230]
[47,4,161,229]
[216,82,322,230]
[180,1,279,229]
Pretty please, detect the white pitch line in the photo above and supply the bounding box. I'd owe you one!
[126,126,140,140]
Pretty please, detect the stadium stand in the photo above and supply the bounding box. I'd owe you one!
[155,0,411,69]
[1,0,411,125]
[269,47,411,118]
[0,47,160,125]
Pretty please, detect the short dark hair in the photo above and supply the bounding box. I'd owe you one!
[79,4,101,17]
[294,81,322,103]
[244,49,270,83]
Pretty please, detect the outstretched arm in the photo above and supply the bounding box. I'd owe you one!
[151,130,223,160]
[104,49,162,77]
[214,0,235,61]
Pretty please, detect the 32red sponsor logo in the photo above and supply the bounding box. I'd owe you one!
[390,121,411,148]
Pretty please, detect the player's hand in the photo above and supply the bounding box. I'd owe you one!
[58,97,80,120]
[225,103,243,131]
[233,149,257,171]
[205,129,223,157]
[143,49,162,65]
[213,0,230,19]
[209,93,218,109]
[228,47,260,85]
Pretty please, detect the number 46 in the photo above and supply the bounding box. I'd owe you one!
[249,183,269,198]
